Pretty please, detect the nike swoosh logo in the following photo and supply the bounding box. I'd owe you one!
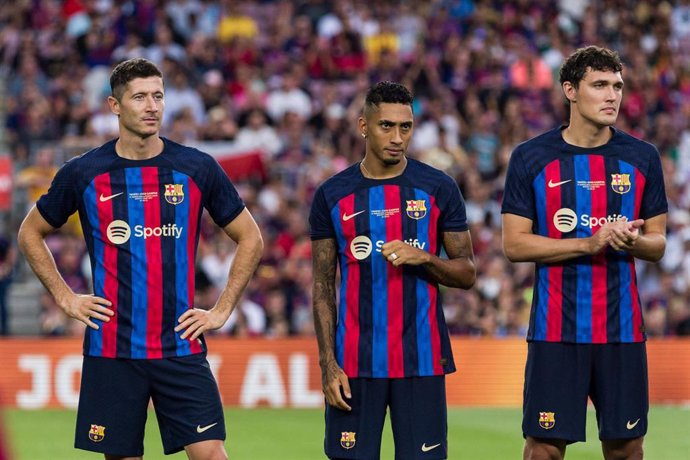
[99,192,123,202]
[196,423,218,433]
[342,210,365,221]
[547,179,571,188]
[626,419,640,430]
[421,443,441,452]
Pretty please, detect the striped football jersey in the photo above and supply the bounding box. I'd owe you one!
[310,158,468,378]
[37,138,244,358]
[502,127,667,343]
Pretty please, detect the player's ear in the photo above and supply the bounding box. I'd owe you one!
[562,81,576,103]
[358,117,367,138]
[107,96,120,116]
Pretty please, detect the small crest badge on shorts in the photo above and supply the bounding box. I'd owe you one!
[406,199,427,220]
[89,424,106,442]
[539,412,556,430]
[164,183,185,205]
[340,431,356,449]
[611,173,631,194]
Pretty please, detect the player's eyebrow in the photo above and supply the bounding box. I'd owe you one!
[591,78,623,87]
[378,119,413,127]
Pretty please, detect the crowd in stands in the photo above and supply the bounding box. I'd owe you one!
[1,0,690,338]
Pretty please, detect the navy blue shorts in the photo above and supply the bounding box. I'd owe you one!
[325,376,447,460]
[75,353,225,456]
[523,341,648,443]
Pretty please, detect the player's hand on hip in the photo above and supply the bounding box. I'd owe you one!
[322,361,352,411]
[60,294,113,330]
[381,240,430,267]
[175,307,226,340]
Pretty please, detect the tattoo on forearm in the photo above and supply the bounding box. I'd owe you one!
[312,239,338,369]
[424,231,475,288]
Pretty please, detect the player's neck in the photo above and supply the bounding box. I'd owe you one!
[562,120,613,148]
[360,156,408,179]
[115,134,164,160]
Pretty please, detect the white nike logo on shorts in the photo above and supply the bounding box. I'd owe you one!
[421,442,441,452]
[626,419,640,430]
[196,422,218,433]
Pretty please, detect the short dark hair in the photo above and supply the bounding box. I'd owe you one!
[364,81,413,115]
[559,46,623,88]
[110,58,163,100]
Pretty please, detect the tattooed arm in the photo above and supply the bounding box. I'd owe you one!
[312,237,351,411]
[380,230,476,289]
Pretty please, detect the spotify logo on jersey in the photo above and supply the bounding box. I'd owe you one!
[350,235,373,260]
[553,208,577,233]
[107,220,132,244]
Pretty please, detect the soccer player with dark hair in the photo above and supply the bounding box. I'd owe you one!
[310,81,476,459]
[17,58,264,459]
[502,46,667,459]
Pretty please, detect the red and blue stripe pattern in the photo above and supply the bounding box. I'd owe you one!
[83,167,203,358]
[331,184,447,378]
[532,155,646,343]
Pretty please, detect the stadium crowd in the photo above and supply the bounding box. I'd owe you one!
[1,0,690,338]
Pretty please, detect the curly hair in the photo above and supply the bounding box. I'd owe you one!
[559,45,623,88]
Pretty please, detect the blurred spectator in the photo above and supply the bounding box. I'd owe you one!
[364,18,399,65]
[15,147,58,211]
[330,30,367,78]
[162,63,205,126]
[146,24,186,67]
[201,233,236,291]
[263,288,289,338]
[111,32,147,63]
[235,108,282,157]
[167,109,199,144]
[199,106,238,141]
[222,295,267,337]
[265,72,312,122]
[509,40,554,91]
[217,2,259,43]
[0,234,16,335]
[87,105,119,142]
[165,0,203,42]
[7,54,50,99]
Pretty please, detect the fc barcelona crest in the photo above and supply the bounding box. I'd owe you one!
[539,412,556,430]
[341,431,356,449]
[611,173,631,194]
[164,183,185,205]
[89,424,106,442]
[406,199,427,220]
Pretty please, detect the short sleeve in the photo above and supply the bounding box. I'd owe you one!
[36,161,79,228]
[501,146,535,220]
[309,185,335,240]
[203,156,245,227]
[639,148,668,219]
[436,175,468,232]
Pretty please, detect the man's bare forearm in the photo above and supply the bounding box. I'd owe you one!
[422,231,476,289]
[17,208,73,304]
[213,210,264,321]
[213,231,263,320]
[626,232,665,262]
[312,238,338,369]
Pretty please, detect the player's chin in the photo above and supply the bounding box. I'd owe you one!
[597,113,618,125]
[383,156,404,165]
[137,127,160,138]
